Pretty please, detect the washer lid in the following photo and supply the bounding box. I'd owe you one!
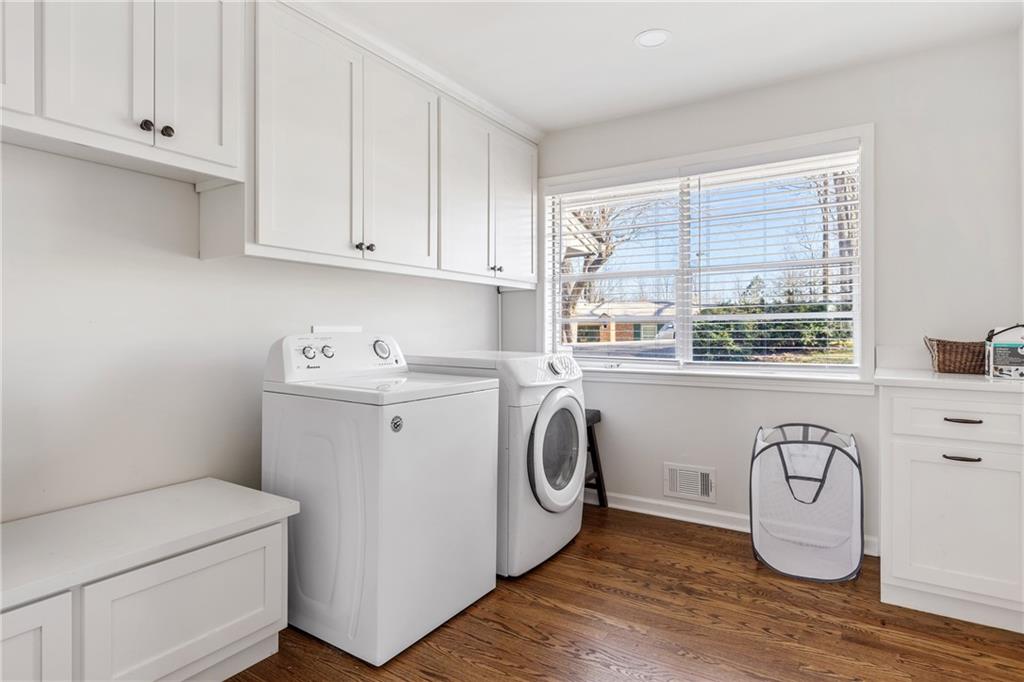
[263,372,498,406]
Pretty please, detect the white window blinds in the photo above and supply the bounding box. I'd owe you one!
[546,150,861,369]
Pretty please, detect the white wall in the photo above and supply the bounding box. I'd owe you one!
[507,32,1023,542]
[1,145,498,521]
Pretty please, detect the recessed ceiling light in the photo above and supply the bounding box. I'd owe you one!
[634,28,671,49]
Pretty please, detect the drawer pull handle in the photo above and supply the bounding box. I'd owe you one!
[943,417,984,425]
[942,454,983,463]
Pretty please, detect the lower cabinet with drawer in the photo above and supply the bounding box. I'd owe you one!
[879,383,1024,633]
[0,479,299,682]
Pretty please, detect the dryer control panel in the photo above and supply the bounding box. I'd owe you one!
[501,353,581,387]
[265,332,406,383]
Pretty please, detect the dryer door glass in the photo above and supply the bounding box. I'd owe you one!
[543,409,579,490]
[529,388,587,513]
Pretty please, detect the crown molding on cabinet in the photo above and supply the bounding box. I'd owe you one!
[282,1,544,144]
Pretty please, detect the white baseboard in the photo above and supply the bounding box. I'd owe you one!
[584,489,880,557]
[882,584,1023,634]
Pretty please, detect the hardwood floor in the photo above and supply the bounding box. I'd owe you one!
[233,506,1024,681]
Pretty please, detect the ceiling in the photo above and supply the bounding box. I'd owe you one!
[325,1,1022,133]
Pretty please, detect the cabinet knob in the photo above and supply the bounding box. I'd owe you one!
[366,243,377,252]
[496,265,504,273]
[139,119,154,132]
[355,242,366,251]
[160,125,175,138]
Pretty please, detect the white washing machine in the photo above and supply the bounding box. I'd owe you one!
[261,332,499,666]
[407,351,586,577]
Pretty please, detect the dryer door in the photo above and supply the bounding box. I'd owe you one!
[528,387,587,513]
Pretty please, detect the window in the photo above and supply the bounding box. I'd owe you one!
[545,149,862,372]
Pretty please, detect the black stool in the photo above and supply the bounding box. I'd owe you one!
[584,409,608,507]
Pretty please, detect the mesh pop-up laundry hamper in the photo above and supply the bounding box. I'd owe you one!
[750,423,863,582]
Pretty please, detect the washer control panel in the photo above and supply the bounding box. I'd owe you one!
[265,332,406,383]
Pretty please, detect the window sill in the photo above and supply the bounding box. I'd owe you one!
[577,364,876,396]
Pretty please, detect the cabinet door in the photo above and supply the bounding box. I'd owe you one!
[1,0,36,114]
[891,439,1022,601]
[40,0,154,144]
[153,0,242,166]
[82,524,284,681]
[1,592,73,682]
[363,58,437,269]
[439,97,492,277]
[256,1,363,257]
[491,128,537,282]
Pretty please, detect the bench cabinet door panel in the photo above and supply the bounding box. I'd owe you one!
[1,0,36,114]
[82,524,284,681]
[1,592,72,682]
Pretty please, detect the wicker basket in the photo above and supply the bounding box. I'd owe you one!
[923,337,986,375]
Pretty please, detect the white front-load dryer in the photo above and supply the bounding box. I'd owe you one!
[407,351,587,576]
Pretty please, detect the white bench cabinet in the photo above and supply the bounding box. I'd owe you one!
[1,478,299,681]
[877,369,1024,634]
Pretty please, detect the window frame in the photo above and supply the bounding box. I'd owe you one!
[537,125,875,392]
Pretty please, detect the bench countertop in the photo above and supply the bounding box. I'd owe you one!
[1,478,299,610]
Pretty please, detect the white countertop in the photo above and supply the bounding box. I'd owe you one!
[875,368,1024,394]
[1,478,299,610]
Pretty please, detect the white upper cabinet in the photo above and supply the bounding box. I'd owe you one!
[40,0,155,144]
[491,127,537,282]
[438,97,538,283]
[153,0,242,165]
[194,2,539,288]
[439,97,493,277]
[0,0,37,114]
[1,0,242,181]
[363,57,438,269]
[255,1,363,257]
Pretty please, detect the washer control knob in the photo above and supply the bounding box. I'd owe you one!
[372,339,391,360]
[548,360,563,376]
[301,345,316,360]
[321,345,335,359]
